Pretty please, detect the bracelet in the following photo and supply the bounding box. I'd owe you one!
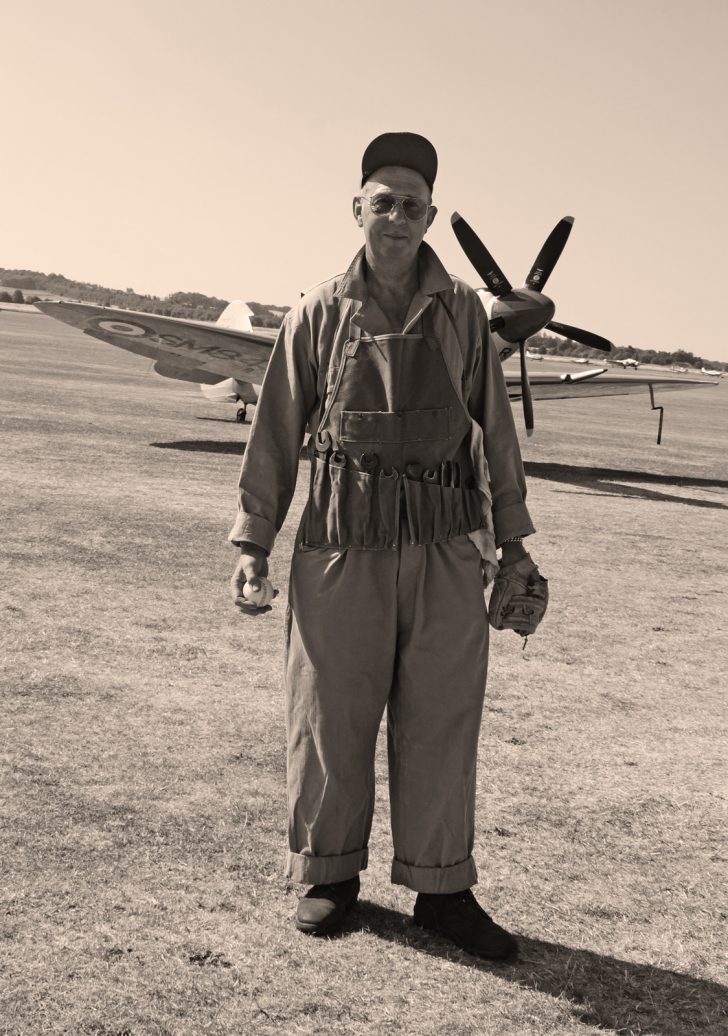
[501,536,523,544]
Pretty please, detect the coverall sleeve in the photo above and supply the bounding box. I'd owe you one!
[467,299,536,546]
[228,306,319,554]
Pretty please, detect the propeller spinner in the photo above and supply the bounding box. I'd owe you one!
[451,213,613,436]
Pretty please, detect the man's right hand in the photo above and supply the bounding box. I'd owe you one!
[230,543,274,616]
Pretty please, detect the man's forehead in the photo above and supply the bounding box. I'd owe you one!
[363,165,431,197]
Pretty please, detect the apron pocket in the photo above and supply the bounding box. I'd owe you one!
[301,457,397,549]
[332,465,379,548]
[464,486,487,532]
[403,477,423,544]
[340,407,451,444]
[375,470,399,548]
[403,480,486,545]
[301,454,333,546]
[440,485,455,541]
[449,484,465,537]
[327,461,346,544]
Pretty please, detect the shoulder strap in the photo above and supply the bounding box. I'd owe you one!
[432,293,494,511]
[313,298,360,436]
[431,292,469,401]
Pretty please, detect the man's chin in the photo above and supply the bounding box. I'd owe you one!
[377,236,417,259]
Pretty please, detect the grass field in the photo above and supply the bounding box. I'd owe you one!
[1,310,726,1036]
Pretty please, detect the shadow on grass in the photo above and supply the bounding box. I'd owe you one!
[524,461,728,510]
[195,415,244,423]
[150,440,247,455]
[150,441,311,460]
[352,901,727,1035]
[145,452,728,511]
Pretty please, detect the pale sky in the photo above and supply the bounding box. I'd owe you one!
[4,0,727,361]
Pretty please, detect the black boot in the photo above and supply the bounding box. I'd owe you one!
[295,875,360,935]
[414,889,518,960]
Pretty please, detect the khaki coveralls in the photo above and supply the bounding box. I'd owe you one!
[230,245,534,894]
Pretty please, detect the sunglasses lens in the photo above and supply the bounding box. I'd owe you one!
[369,194,396,215]
[403,198,428,220]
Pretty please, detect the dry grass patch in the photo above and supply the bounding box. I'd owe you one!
[1,312,726,1034]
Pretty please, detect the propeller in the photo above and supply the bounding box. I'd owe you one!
[546,321,613,353]
[451,211,614,436]
[451,213,512,296]
[518,342,534,436]
[525,217,574,290]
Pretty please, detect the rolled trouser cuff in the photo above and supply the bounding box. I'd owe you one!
[391,855,477,893]
[286,847,368,885]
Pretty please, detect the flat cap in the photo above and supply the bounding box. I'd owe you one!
[361,132,438,191]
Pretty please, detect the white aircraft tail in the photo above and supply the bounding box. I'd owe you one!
[200,377,260,403]
[201,378,239,403]
[216,300,253,332]
[200,302,258,407]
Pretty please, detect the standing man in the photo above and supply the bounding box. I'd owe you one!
[230,133,540,961]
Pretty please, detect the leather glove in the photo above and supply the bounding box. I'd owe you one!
[488,554,549,638]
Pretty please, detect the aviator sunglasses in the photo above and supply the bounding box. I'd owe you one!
[360,192,430,221]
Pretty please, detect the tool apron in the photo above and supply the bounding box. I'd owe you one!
[298,307,488,551]
[285,308,490,893]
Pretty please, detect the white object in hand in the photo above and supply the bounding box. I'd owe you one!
[242,577,275,608]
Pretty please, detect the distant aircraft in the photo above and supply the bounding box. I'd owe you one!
[612,358,640,369]
[700,366,724,378]
[36,215,717,444]
[525,349,544,361]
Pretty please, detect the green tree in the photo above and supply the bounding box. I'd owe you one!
[12,289,24,304]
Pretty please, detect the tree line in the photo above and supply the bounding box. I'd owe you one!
[2,268,725,370]
[0,289,39,305]
[0,269,289,328]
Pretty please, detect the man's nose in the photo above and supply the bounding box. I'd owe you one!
[387,200,407,223]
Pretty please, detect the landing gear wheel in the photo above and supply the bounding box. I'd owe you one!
[236,406,248,424]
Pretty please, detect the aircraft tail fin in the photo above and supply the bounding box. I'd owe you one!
[200,378,260,403]
[201,377,239,403]
[217,300,253,332]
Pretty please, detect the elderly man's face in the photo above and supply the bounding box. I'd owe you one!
[353,166,437,266]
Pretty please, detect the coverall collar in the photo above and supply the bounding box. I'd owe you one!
[335,242,453,336]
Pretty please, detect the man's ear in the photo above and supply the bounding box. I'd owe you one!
[352,196,364,226]
[424,204,438,234]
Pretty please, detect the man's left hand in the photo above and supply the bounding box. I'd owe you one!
[488,552,549,638]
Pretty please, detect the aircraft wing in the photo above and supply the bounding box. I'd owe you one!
[36,301,276,384]
[37,301,717,412]
[505,369,718,401]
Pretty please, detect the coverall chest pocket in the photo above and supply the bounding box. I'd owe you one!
[339,407,451,444]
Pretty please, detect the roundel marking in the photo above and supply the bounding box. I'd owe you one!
[95,319,149,337]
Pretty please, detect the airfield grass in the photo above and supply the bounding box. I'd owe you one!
[1,311,726,1036]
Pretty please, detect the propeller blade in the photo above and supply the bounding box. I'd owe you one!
[519,341,534,437]
[560,368,608,383]
[451,212,513,296]
[525,217,574,291]
[547,321,613,353]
